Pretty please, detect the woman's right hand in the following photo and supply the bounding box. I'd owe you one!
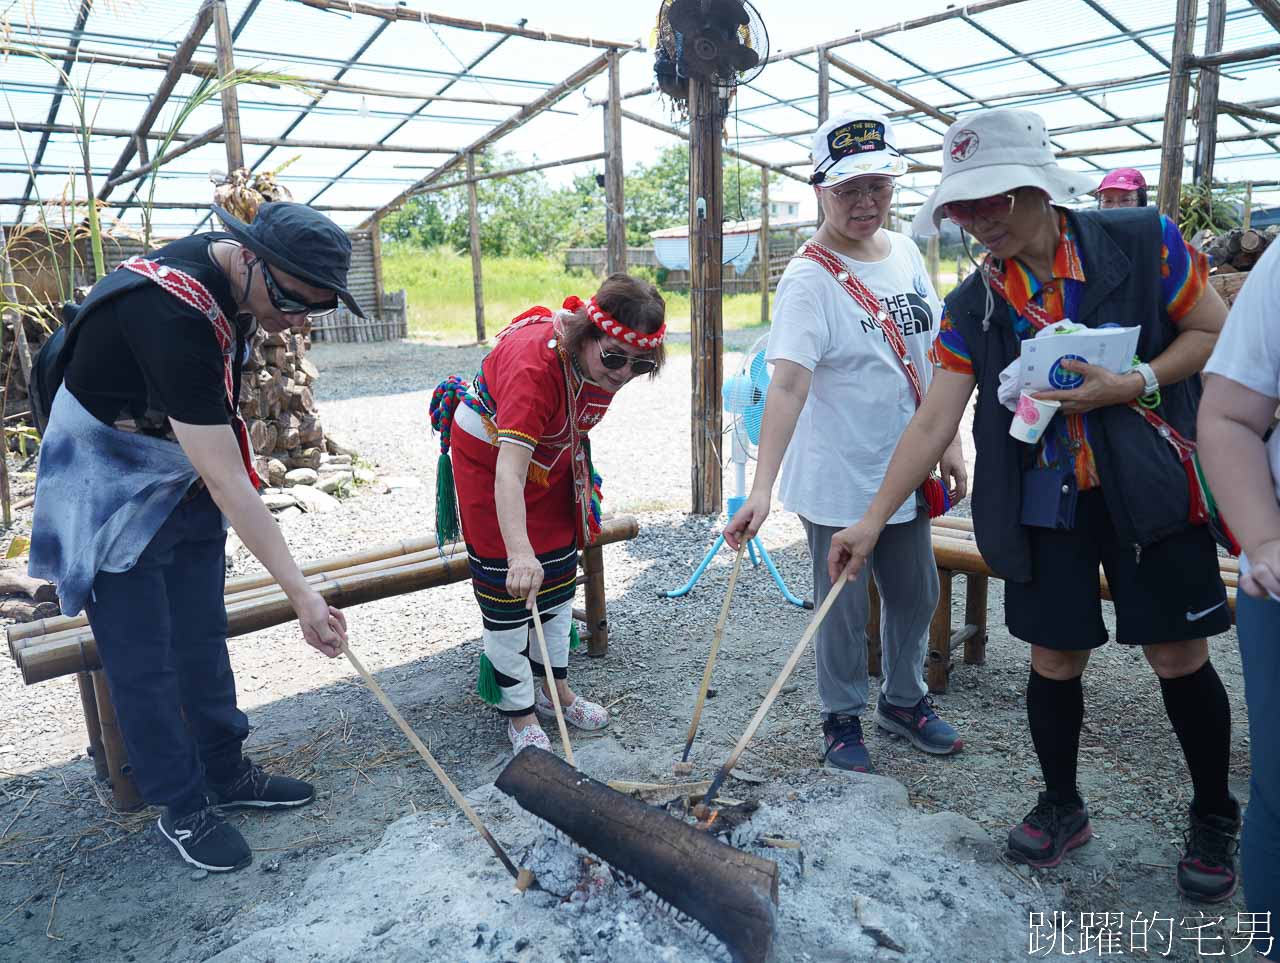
[507,552,544,609]
[724,491,770,550]
[294,589,348,658]
[827,519,883,585]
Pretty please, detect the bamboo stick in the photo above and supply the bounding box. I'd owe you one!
[618,109,811,186]
[826,51,955,125]
[103,125,224,190]
[17,516,639,684]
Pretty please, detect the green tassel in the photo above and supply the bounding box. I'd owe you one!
[435,451,460,545]
[569,622,581,652]
[476,653,501,705]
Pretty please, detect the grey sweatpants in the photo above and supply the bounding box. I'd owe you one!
[802,513,939,717]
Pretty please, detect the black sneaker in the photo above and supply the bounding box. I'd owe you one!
[821,714,873,773]
[1007,792,1093,868]
[157,806,252,872]
[1178,799,1241,903]
[210,760,315,812]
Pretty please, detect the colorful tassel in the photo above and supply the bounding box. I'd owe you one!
[921,474,951,518]
[435,451,460,545]
[476,653,501,705]
[569,622,582,651]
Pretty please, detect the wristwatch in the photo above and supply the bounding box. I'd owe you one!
[1132,362,1160,398]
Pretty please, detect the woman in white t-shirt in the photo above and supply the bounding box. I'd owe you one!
[1200,240,1280,959]
[725,112,967,773]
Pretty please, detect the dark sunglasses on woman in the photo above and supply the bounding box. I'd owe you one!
[942,192,1017,228]
[598,344,657,375]
[255,258,338,319]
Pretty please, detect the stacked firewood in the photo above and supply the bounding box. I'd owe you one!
[239,329,329,487]
[1202,227,1277,273]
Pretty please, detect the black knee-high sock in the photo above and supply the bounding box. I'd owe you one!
[1158,660,1234,818]
[1027,668,1085,805]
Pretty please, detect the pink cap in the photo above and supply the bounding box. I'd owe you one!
[1097,168,1147,192]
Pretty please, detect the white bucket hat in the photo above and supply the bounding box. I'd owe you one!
[810,112,909,188]
[912,109,1099,237]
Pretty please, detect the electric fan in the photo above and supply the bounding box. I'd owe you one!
[653,0,770,102]
[663,335,809,607]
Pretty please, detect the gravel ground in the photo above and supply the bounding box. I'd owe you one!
[0,333,1255,962]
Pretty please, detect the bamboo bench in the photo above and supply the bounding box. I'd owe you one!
[4,516,639,810]
[868,516,1240,694]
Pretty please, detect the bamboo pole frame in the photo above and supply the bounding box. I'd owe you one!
[97,0,214,203]
[825,51,956,125]
[1159,0,1200,219]
[407,152,608,194]
[291,0,641,50]
[1248,0,1280,32]
[103,125,224,191]
[1186,41,1280,69]
[759,167,770,325]
[618,110,810,185]
[603,49,626,277]
[361,49,616,228]
[1194,0,1227,186]
[466,152,485,343]
[211,0,245,172]
[688,76,725,517]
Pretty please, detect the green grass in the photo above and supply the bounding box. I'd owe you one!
[383,244,772,342]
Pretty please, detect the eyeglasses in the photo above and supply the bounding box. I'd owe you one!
[826,181,894,205]
[598,344,657,376]
[942,192,1017,227]
[256,259,337,319]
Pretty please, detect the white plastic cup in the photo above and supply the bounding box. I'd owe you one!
[1009,391,1061,444]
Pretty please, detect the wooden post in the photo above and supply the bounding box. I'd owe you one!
[370,219,385,319]
[927,570,953,693]
[1244,181,1254,229]
[1194,0,1227,186]
[91,671,143,811]
[927,234,941,294]
[77,671,110,781]
[816,51,829,230]
[688,75,725,515]
[581,544,608,657]
[1158,0,1199,219]
[963,573,988,665]
[466,152,485,342]
[866,578,882,678]
[603,49,626,276]
[211,0,244,172]
[759,166,770,324]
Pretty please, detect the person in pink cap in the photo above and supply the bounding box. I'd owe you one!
[1096,168,1148,209]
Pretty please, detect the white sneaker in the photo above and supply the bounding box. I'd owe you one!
[507,719,552,754]
[535,688,610,731]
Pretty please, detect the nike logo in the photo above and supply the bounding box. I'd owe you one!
[175,829,192,841]
[1186,601,1227,622]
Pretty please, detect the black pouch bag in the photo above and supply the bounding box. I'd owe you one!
[1020,463,1078,530]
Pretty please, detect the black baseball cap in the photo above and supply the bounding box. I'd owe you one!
[212,202,366,318]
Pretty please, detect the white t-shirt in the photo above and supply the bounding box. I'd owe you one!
[1203,239,1280,578]
[767,230,942,527]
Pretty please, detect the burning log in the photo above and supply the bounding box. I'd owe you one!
[495,748,779,963]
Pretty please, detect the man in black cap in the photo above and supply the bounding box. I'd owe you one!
[29,203,364,873]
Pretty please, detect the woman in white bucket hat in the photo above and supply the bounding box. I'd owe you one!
[726,112,967,774]
[829,108,1237,901]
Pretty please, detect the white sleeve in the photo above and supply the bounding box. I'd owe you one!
[1204,242,1280,400]
[766,264,832,372]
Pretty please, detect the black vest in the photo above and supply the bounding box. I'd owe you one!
[945,208,1200,582]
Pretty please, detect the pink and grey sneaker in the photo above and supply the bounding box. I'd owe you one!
[535,688,610,730]
[821,714,872,773]
[507,719,552,754]
[1007,792,1093,868]
[1177,799,1240,903]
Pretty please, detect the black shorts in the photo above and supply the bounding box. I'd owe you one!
[1005,490,1231,650]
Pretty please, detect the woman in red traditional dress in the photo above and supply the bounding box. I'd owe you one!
[430,274,667,753]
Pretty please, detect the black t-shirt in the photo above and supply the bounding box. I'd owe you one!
[65,233,253,430]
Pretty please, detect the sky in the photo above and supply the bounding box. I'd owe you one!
[2,0,1278,236]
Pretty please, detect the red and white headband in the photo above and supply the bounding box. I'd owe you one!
[562,295,665,349]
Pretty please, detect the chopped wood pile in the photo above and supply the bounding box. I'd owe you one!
[1199,227,1277,308]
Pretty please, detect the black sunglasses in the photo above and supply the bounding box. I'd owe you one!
[256,259,337,319]
[598,344,657,376]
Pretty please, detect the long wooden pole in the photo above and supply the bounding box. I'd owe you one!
[619,110,809,184]
[291,0,640,50]
[530,601,574,767]
[466,152,485,342]
[1159,0,1199,219]
[816,55,828,230]
[759,167,770,325]
[343,642,528,884]
[688,75,724,516]
[1194,0,1227,186]
[211,0,244,172]
[826,51,956,125]
[407,152,608,194]
[104,124,224,190]
[1185,41,1280,69]
[97,0,214,202]
[603,49,626,277]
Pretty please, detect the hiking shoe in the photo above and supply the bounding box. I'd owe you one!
[1178,800,1241,903]
[508,719,552,754]
[535,687,610,730]
[875,696,964,755]
[157,805,252,873]
[1007,793,1093,868]
[209,760,314,812]
[821,714,872,773]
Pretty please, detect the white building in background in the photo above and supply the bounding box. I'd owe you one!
[768,197,801,219]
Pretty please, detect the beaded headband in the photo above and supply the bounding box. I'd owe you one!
[562,295,666,349]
